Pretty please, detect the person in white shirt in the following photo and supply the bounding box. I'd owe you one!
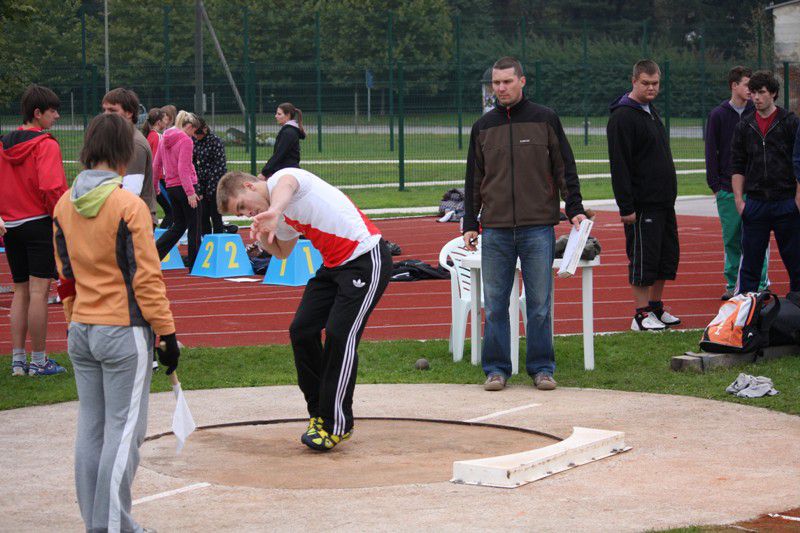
[216,168,391,451]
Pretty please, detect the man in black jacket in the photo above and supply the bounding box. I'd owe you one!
[607,59,681,332]
[730,70,800,295]
[462,57,586,392]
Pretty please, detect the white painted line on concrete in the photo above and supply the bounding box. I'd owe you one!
[132,482,211,506]
[769,513,800,522]
[465,403,541,423]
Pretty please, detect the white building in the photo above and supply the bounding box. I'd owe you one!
[767,0,800,110]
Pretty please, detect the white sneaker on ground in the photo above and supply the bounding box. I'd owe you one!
[631,311,666,331]
[653,309,681,327]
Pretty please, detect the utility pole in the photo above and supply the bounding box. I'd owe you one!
[194,0,204,113]
[104,0,110,92]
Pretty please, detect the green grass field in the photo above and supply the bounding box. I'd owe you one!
[2,331,798,415]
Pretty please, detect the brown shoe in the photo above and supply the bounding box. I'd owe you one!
[483,373,506,391]
[534,373,557,391]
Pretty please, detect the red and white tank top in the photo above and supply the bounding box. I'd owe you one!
[267,168,381,267]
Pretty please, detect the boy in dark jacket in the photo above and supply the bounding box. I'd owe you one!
[705,66,768,300]
[607,60,681,332]
[730,70,800,295]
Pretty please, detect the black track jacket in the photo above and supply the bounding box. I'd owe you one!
[607,94,677,216]
[730,107,800,201]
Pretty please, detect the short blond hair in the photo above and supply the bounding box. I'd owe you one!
[217,170,258,214]
[175,110,201,129]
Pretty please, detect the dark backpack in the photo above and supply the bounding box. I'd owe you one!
[390,259,450,282]
[768,296,800,346]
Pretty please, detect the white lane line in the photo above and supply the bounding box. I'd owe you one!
[768,513,800,522]
[132,482,211,506]
[465,403,541,423]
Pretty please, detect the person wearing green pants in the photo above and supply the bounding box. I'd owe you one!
[715,190,769,298]
[705,66,769,299]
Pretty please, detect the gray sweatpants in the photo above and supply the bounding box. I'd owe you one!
[68,323,153,533]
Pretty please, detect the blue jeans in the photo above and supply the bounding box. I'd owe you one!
[481,225,555,378]
[739,197,800,293]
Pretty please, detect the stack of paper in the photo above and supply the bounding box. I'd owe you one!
[557,219,594,278]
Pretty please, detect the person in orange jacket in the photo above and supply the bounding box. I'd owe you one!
[53,113,181,533]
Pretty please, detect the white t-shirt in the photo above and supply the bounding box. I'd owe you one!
[267,168,382,267]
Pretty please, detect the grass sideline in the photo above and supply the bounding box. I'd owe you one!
[2,330,798,414]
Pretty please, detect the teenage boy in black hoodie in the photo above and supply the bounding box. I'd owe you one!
[706,66,769,300]
[730,70,800,296]
[607,60,681,332]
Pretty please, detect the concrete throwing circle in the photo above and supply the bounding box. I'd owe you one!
[141,417,560,489]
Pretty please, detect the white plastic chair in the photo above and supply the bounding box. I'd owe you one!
[438,236,526,364]
[439,236,480,362]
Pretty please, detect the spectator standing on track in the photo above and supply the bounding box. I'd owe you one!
[217,168,391,452]
[153,110,202,268]
[705,66,769,300]
[0,84,68,376]
[161,104,177,130]
[102,88,157,226]
[607,59,682,332]
[730,70,800,296]
[142,107,174,229]
[192,116,227,235]
[257,102,305,180]
[53,113,180,533]
[462,56,587,392]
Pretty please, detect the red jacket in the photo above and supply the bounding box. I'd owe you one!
[0,127,67,222]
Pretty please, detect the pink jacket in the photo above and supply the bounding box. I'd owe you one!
[152,127,197,197]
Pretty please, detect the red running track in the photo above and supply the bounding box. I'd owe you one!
[0,212,791,352]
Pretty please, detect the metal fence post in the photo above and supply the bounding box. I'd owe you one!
[243,7,250,155]
[757,20,763,70]
[784,61,790,111]
[520,16,527,65]
[398,62,405,191]
[388,10,395,152]
[164,5,171,102]
[582,20,589,146]
[315,11,322,152]
[90,65,99,115]
[664,59,671,140]
[81,5,88,129]
[642,19,649,57]
[534,61,541,104]
[456,13,463,150]
[699,25,706,140]
[249,61,257,175]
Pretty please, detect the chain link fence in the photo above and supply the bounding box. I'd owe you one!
[1,5,796,210]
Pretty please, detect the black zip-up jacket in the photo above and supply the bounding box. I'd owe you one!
[462,97,585,232]
[730,107,800,201]
[260,122,306,177]
[607,94,677,216]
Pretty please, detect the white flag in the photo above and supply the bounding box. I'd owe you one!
[172,382,196,454]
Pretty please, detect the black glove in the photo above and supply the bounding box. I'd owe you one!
[156,333,180,375]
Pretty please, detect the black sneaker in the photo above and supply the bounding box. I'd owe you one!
[301,424,351,452]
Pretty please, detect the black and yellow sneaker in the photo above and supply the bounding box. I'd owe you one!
[300,425,352,452]
[305,417,322,436]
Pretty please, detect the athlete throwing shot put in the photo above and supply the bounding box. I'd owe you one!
[217,168,391,451]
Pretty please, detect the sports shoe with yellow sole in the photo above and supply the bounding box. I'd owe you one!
[301,425,352,452]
